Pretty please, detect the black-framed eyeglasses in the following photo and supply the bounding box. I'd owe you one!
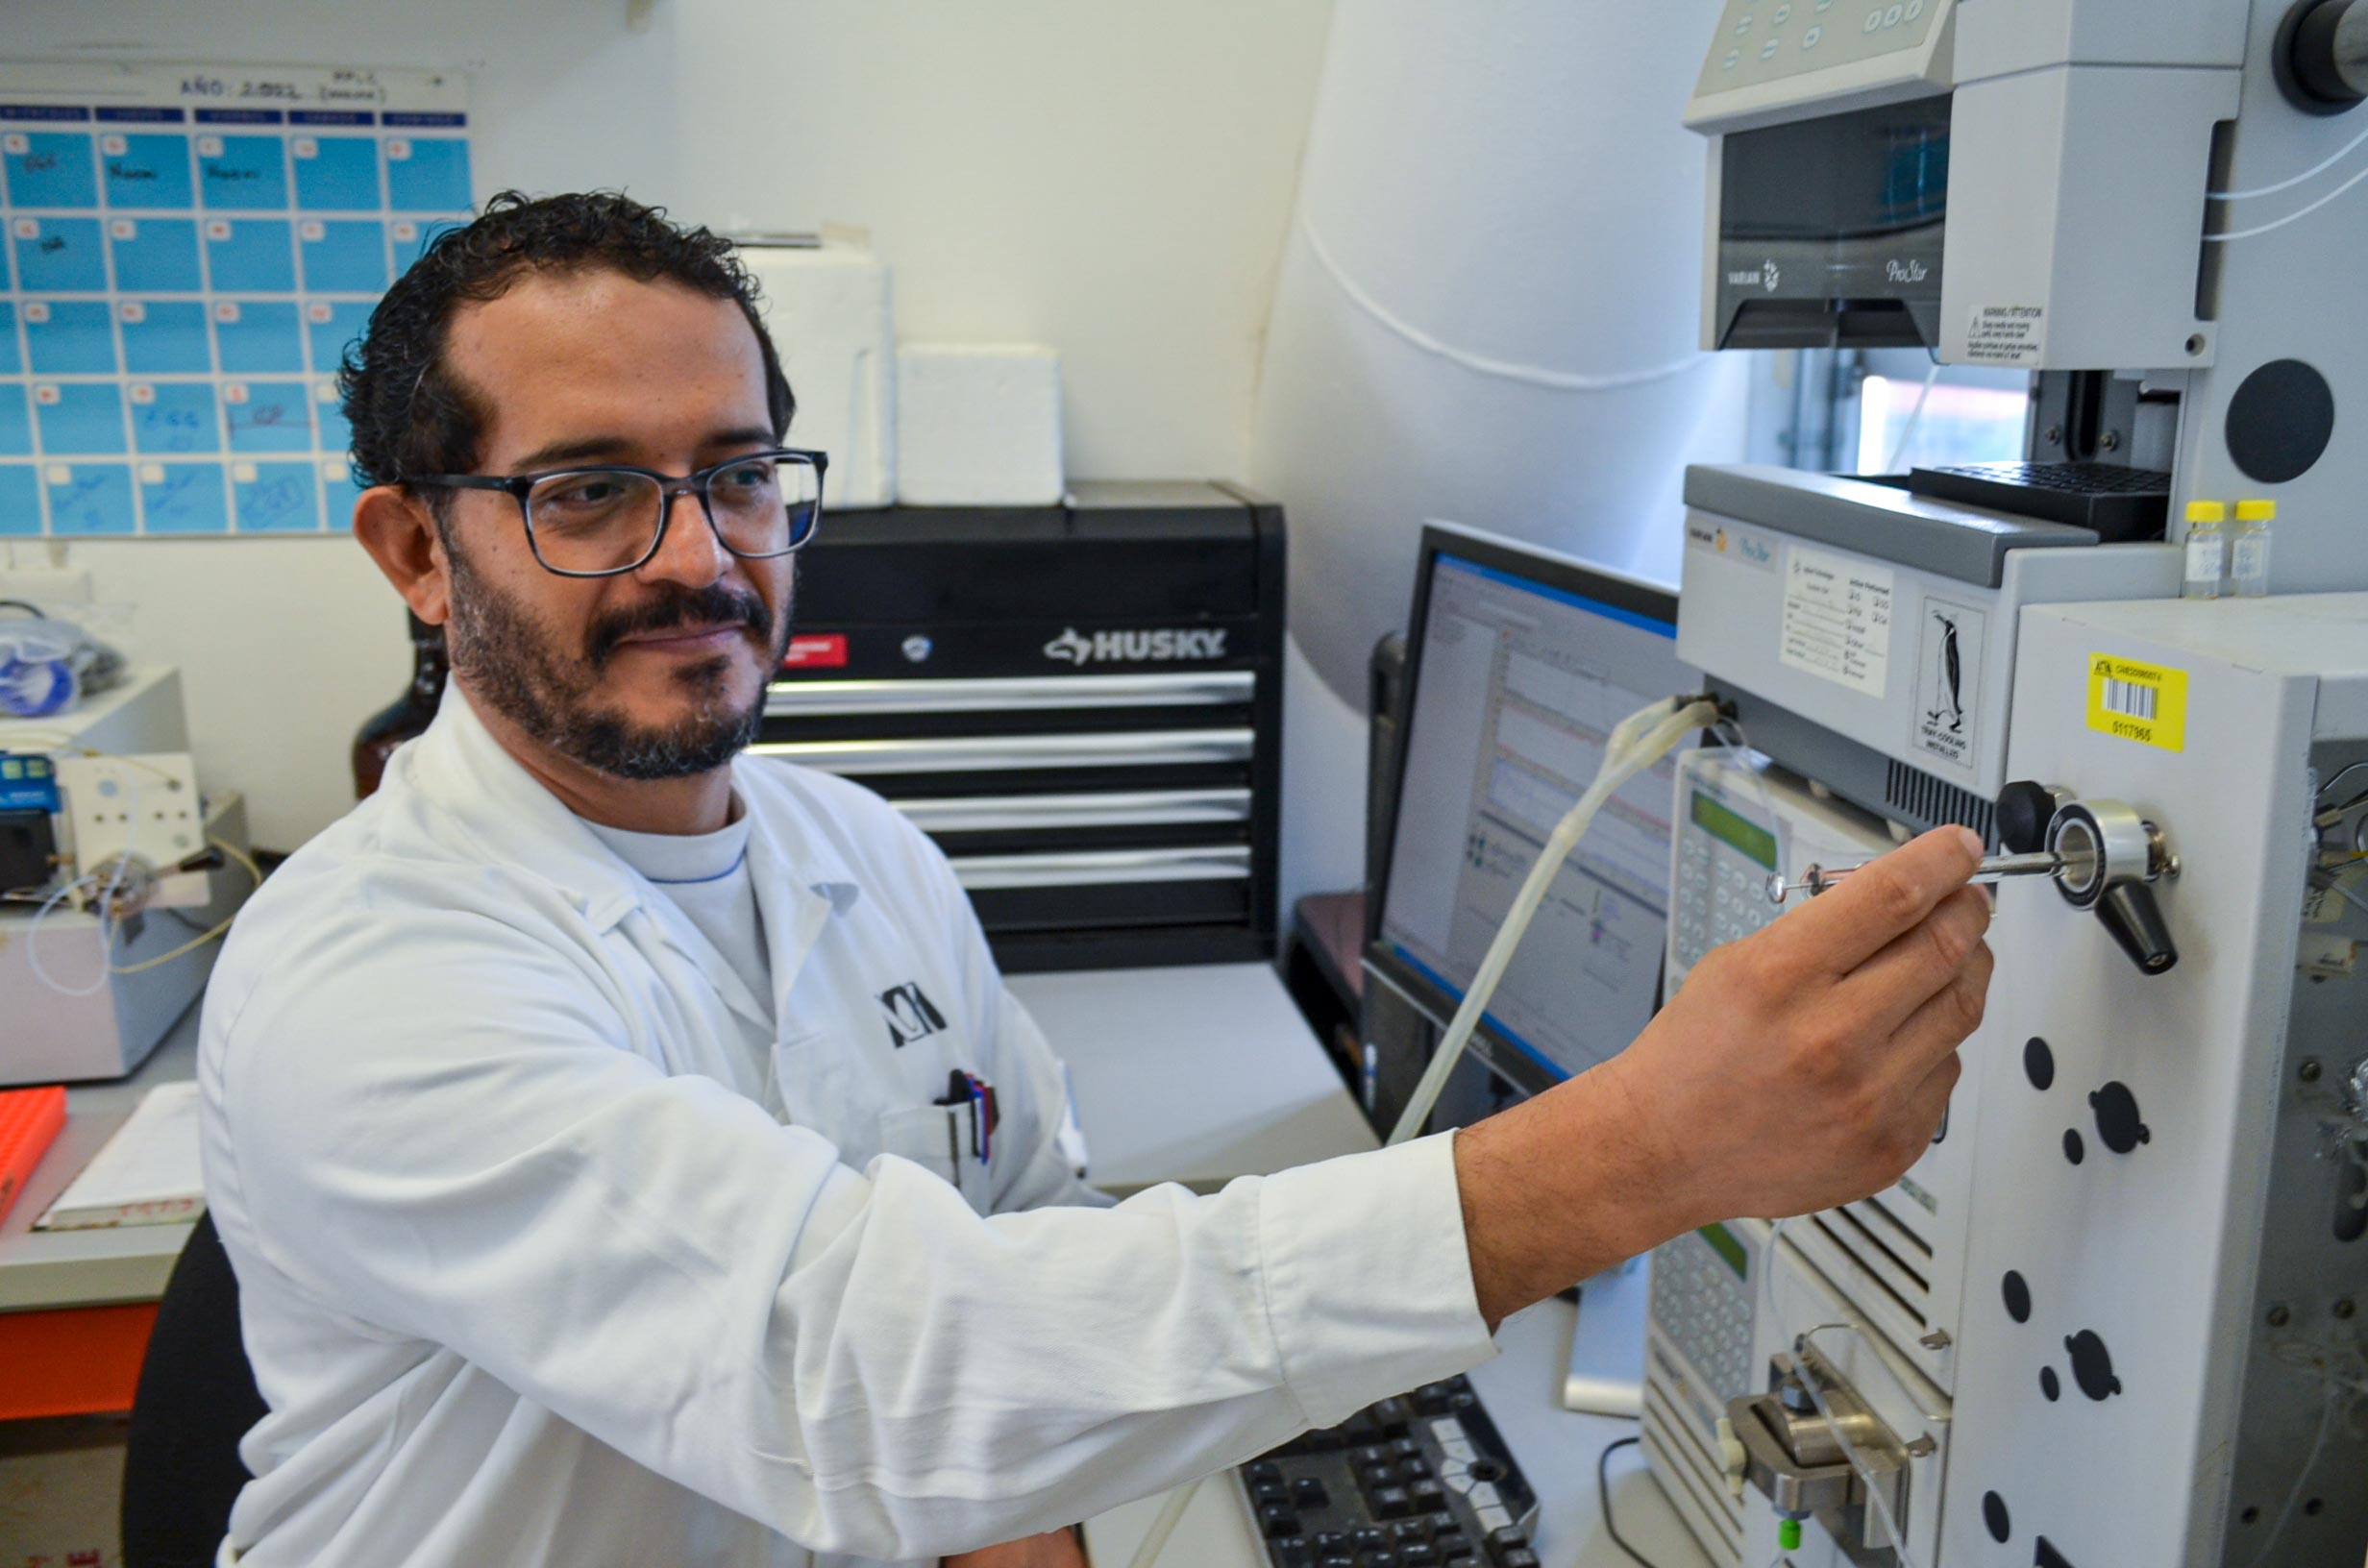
[409,448,826,577]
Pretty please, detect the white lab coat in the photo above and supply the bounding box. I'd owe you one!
[198,688,1493,1567]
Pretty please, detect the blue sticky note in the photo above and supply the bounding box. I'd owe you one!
[100,132,194,208]
[320,457,365,527]
[311,382,353,455]
[197,134,288,209]
[24,301,119,376]
[388,217,462,277]
[304,300,374,374]
[131,384,221,454]
[36,383,128,454]
[4,131,98,208]
[0,303,18,375]
[138,462,230,534]
[0,466,37,536]
[233,461,322,532]
[110,217,204,292]
[224,381,313,453]
[299,219,387,293]
[292,135,382,210]
[385,136,471,210]
[213,300,305,375]
[13,218,109,292]
[47,464,136,535]
[204,218,296,292]
[119,301,212,375]
[0,385,30,456]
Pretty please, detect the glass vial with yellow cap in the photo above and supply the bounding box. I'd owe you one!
[2183,501,2229,600]
[2232,500,2274,599]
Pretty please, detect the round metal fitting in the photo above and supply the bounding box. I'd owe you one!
[2048,800,2152,910]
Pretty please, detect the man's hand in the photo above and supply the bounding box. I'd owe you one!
[943,1528,1088,1568]
[1455,825,1992,1325]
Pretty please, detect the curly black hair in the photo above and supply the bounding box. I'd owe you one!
[338,190,795,497]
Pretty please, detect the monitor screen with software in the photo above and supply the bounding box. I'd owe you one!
[1371,525,1693,1100]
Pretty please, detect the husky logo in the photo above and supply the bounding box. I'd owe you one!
[878,982,947,1049]
[1042,626,1229,665]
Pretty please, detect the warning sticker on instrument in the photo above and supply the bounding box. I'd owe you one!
[2085,652,2187,752]
[1965,304,2047,366]
[1781,546,1892,698]
[1912,597,1986,769]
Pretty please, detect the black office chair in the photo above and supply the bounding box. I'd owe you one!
[121,1212,267,1567]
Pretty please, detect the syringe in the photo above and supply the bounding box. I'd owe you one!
[1765,848,2093,904]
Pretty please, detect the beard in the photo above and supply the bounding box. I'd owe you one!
[442,542,793,781]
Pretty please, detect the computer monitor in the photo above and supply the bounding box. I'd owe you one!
[1371,523,1693,1101]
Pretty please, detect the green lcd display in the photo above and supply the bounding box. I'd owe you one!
[1691,791,1778,870]
[1698,1222,1748,1281]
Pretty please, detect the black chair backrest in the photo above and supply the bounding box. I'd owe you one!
[121,1211,267,1568]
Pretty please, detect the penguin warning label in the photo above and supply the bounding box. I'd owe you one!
[1912,598,1986,769]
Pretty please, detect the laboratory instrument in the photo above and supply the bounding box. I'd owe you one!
[1657,1,2368,1563]
[1652,749,1990,1568]
[0,666,257,1083]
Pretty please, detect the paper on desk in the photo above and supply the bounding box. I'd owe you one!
[36,1080,205,1231]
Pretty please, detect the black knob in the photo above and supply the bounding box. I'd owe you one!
[2283,0,2368,110]
[2097,883,2179,975]
[1996,780,2060,855]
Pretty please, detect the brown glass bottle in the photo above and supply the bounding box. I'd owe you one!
[352,612,449,798]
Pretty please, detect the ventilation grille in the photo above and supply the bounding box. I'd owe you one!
[1641,1370,1743,1566]
[1808,1192,1936,1329]
[1886,759,1997,845]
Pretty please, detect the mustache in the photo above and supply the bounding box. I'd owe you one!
[584,583,773,670]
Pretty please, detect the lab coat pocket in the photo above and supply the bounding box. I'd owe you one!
[875,1103,990,1215]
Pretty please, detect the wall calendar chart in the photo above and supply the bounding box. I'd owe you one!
[0,61,475,538]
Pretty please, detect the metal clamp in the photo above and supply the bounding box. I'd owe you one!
[1724,1346,1912,1563]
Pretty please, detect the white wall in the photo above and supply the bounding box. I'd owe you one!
[4,0,1336,848]
[1247,0,1749,912]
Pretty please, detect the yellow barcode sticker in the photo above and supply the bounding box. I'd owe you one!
[2086,653,2186,751]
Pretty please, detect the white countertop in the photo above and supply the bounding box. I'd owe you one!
[1010,962,1379,1194]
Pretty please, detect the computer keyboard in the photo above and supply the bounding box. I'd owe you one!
[1235,1374,1540,1568]
[1906,460,2171,541]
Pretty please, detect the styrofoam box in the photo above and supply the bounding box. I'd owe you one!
[736,244,895,510]
[895,343,1064,507]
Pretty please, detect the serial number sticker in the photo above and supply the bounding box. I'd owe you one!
[2085,653,2186,752]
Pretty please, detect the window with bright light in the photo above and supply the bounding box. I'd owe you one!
[1856,372,2032,473]
[1739,348,2035,477]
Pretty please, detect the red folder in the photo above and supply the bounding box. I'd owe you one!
[0,1085,68,1225]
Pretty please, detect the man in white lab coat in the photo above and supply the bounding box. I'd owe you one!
[198,192,1994,1568]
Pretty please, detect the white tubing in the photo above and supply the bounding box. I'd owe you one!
[1122,1474,1200,1568]
[1129,694,1716,1568]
